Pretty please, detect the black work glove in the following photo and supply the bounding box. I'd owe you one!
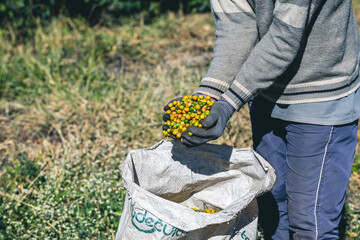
[182,100,235,147]
[162,97,183,137]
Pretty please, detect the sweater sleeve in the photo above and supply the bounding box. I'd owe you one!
[195,0,259,99]
[222,0,327,110]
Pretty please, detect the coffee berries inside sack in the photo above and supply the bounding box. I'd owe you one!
[162,95,215,139]
[190,207,219,214]
[185,206,220,214]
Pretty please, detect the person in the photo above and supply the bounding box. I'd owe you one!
[163,0,360,239]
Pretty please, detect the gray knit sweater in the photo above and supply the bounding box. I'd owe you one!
[196,0,360,110]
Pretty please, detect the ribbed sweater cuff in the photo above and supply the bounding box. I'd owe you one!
[222,86,253,111]
[195,77,231,100]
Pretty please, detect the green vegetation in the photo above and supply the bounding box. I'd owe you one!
[0,0,210,34]
[0,3,359,240]
[0,13,223,239]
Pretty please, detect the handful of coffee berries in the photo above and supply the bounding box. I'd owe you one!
[163,95,215,139]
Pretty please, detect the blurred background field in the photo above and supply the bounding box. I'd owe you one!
[0,0,359,239]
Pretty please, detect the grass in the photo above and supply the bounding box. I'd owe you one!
[0,6,359,240]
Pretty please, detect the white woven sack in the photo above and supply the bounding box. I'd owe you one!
[116,140,276,240]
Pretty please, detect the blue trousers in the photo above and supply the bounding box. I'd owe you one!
[250,97,358,240]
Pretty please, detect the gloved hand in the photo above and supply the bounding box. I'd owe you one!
[182,100,235,147]
[162,97,183,137]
